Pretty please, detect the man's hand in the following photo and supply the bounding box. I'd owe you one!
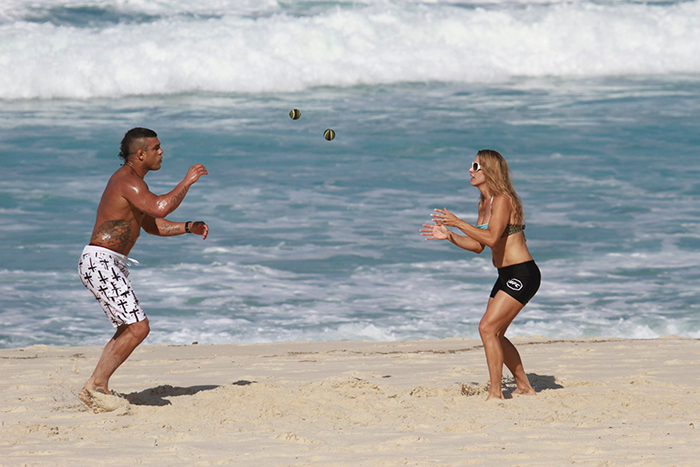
[189,221,209,240]
[184,164,208,186]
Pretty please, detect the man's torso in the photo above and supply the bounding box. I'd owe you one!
[89,167,147,255]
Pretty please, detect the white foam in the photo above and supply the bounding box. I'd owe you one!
[2,0,700,99]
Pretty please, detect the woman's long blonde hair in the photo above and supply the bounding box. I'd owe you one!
[476,149,524,224]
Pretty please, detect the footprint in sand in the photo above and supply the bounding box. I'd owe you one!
[79,387,130,413]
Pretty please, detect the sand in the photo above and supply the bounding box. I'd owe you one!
[1,336,699,466]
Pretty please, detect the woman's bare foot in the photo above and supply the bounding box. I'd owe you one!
[512,387,536,396]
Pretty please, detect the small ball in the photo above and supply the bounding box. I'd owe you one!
[289,109,301,120]
[323,129,335,141]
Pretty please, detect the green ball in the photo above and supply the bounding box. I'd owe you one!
[323,129,335,141]
[289,109,301,120]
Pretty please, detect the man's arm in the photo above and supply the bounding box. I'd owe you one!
[122,164,208,218]
[142,216,209,239]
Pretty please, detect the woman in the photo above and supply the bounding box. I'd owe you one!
[421,149,540,400]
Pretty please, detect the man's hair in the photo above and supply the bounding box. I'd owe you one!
[118,127,158,163]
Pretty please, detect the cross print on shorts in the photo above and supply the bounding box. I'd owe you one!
[83,271,94,287]
[111,267,122,283]
[98,270,108,284]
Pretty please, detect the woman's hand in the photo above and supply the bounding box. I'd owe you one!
[431,208,461,227]
[421,223,450,241]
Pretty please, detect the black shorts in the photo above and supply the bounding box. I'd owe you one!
[489,260,541,305]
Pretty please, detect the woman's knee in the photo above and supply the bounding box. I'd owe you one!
[479,319,498,338]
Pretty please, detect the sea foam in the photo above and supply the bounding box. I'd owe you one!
[1,0,700,99]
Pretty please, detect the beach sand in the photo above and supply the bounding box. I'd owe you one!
[1,336,698,466]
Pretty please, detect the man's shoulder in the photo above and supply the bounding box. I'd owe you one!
[107,167,146,191]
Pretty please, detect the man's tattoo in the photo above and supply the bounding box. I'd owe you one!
[91,220,131,251]
[169,186,188,207]
[161,223,181,233]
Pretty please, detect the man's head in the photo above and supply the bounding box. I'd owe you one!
[118,128,158,163]
[118,127,163,171]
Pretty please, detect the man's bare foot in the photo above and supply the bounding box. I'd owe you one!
[485,393,505,401]
[78,384,110,409]
[82,378,110,395]
[79,384,128,413]
[78,386,96,409]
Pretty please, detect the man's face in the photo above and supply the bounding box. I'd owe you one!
[141,137,163,170]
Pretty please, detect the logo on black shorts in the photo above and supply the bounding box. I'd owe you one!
[506,279,523,291]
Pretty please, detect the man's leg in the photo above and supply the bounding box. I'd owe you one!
[82,319,150,396]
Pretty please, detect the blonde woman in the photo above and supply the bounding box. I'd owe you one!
[421,149,540,400]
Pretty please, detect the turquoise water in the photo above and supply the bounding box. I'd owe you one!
[1,1,699,348]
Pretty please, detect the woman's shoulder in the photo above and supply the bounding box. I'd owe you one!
[491,194,513,209]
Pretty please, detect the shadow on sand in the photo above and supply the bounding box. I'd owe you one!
[121,385,219,406]
[503,373,564,397]
[121,380,255,406]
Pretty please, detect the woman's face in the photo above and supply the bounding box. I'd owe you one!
[470,156,486,187]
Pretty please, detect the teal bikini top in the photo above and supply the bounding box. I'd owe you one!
[476,223,525,237]
[477,196,525,237]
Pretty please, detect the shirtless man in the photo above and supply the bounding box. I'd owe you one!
[77,127,208,409]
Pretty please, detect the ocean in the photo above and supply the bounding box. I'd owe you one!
[1,0,699,349]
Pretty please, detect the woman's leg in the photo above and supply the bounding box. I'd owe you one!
[492,299,536,395]
[479,292,531,400]
[499,335,536,395]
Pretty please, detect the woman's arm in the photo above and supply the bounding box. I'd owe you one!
[420,223,485,254]
[432,196,511,248]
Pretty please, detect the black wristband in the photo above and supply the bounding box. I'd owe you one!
[185,221,192,233]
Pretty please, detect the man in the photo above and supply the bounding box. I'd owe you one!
[77,127,208,409]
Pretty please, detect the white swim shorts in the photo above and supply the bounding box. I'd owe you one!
[78,245,146,327]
